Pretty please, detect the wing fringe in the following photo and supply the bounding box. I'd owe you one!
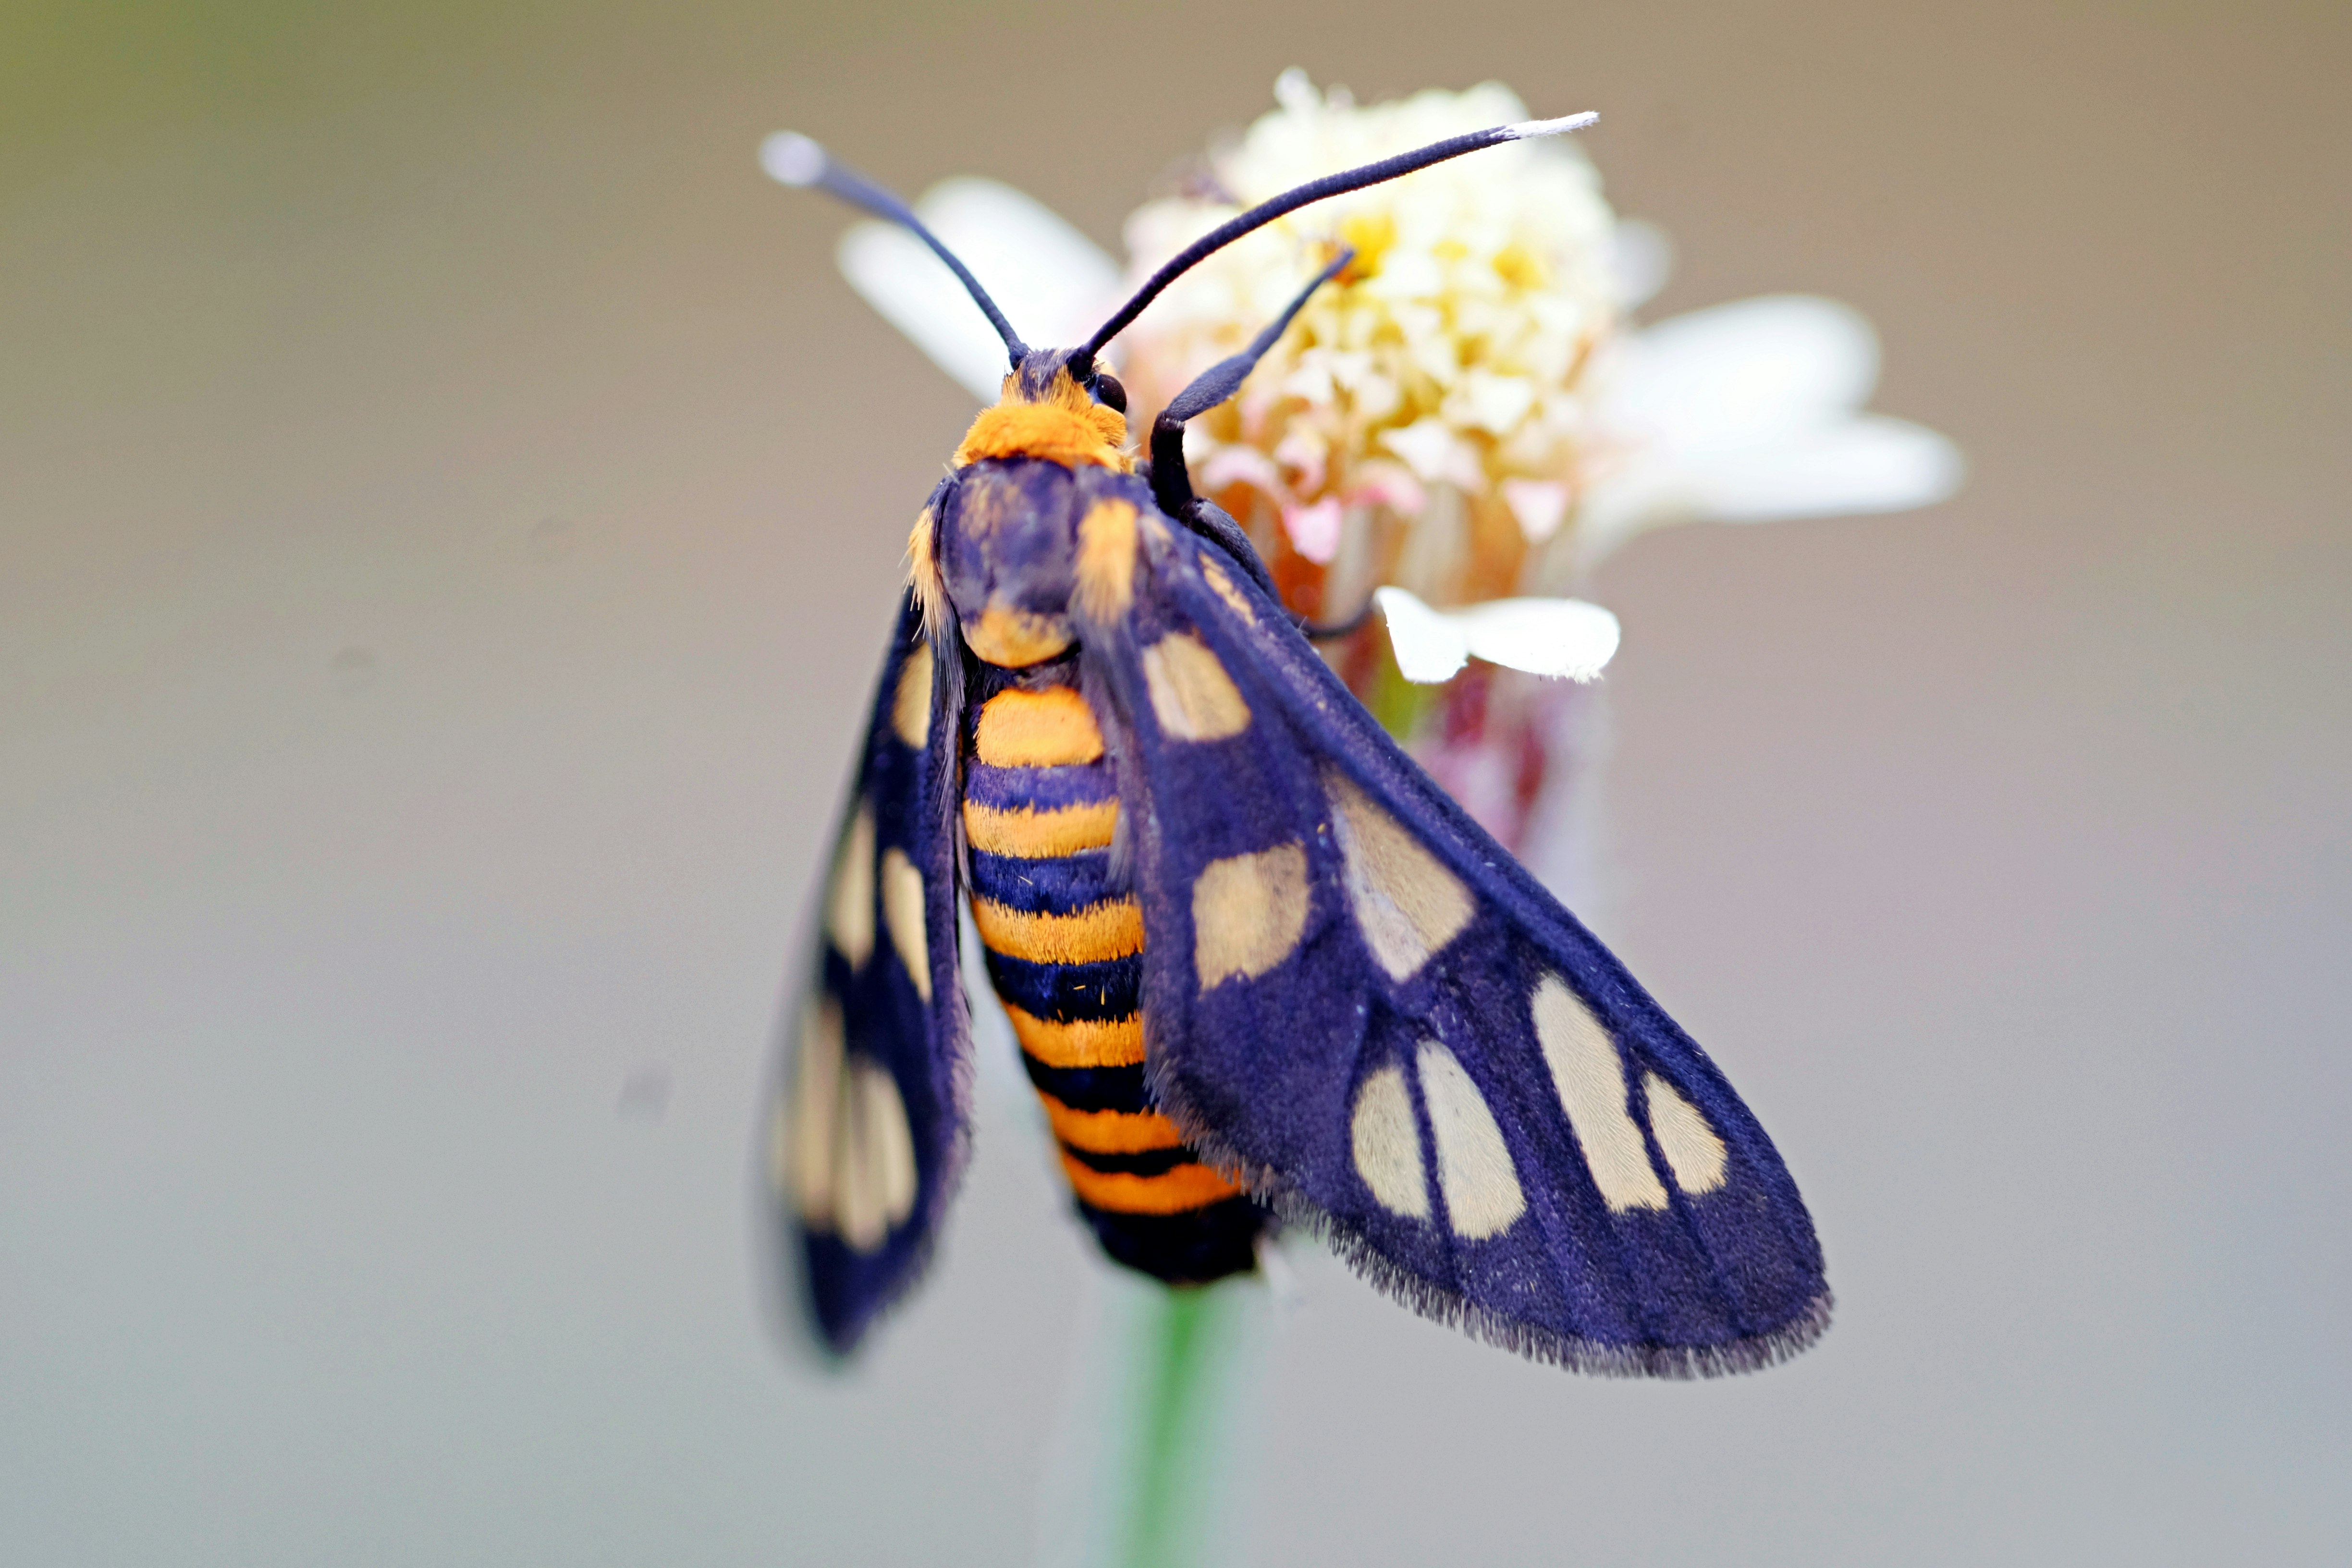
[1143,1055,1832,1378]
[1302,1200,1834,1378]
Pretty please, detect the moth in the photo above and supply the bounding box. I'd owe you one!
[766,114,1829,1375]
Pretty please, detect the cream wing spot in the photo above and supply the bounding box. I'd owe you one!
[1201,559,1257,625]
[847,1058,918,1244]
[880,848,931,1001]
[1532,976,1668,1212]
[824,806,876,970]
[1351,1065,1430,1219]
[890,643,934,749]
[1643,1072,1729,1195]
[1191,844,1311,987]
[1417,1041,1525,1239]
[1142,632,1250,741]
[1325,772,1474,981]
[785,998,846,1225]
[833,1061,886,1252]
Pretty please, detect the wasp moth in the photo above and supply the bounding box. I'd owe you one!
[764,115,1829,1375]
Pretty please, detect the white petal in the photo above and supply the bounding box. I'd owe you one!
[1609,218,1674,311]
[1673,416,1965,524]
[1576,415,1963,565]
[835,179,1120,402]
[1573,464,1690,567]
[838,223,1013,401]
[1453,598,1620,680]
[1376,587,1469,684]
[1611,295,1880,445]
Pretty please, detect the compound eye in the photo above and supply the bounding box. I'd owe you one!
[1092,373,1127,414]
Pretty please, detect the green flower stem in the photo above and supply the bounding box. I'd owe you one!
[1365,640,1435,742]
[1055,1274,1262,1568]
[1123,1286,1218,1568]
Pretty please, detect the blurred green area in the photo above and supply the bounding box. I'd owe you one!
[0,0,934,201]
[5,4,497,182]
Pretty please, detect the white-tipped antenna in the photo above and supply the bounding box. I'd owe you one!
[1502,111,1599,141]
[760,131,829,187]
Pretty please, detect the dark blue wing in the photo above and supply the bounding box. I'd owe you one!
[770,591,970,1355]
[1077,513,1829,1376]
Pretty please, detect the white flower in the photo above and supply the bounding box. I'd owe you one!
[1115,74,1621,588]
[1573,293,1963,569]
[767,73,1960,686]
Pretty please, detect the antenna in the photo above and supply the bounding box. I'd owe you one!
[1079,112,1595,364]
[762,131,1029,365]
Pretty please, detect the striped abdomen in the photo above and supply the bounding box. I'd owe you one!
[961,656,1264,1282]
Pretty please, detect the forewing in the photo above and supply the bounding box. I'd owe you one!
[771,591,970,1355]
[1083,519,1829,1376]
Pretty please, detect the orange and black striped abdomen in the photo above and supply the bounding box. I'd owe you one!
[961,657,1265,1282]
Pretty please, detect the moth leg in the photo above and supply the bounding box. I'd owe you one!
[1184,496,1281,599]
[1297,595,1376,641]
[1142,248,1356,612]
[1153,456,1366,639]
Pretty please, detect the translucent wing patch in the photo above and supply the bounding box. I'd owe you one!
[772,593,970,1355]
[1080,520,1829,1376]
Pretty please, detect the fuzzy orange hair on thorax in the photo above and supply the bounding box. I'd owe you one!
[953,369,1133,472]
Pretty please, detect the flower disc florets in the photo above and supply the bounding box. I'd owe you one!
[1119,71,1626,616]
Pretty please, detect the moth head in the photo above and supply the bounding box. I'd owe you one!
[952,350,1132,472]
[1011,347,1124,414]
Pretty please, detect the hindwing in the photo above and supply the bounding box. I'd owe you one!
[770,591,970,1354]
[1077,515,1830,1376]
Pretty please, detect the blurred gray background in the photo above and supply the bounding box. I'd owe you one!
[3,1,2346,1562]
